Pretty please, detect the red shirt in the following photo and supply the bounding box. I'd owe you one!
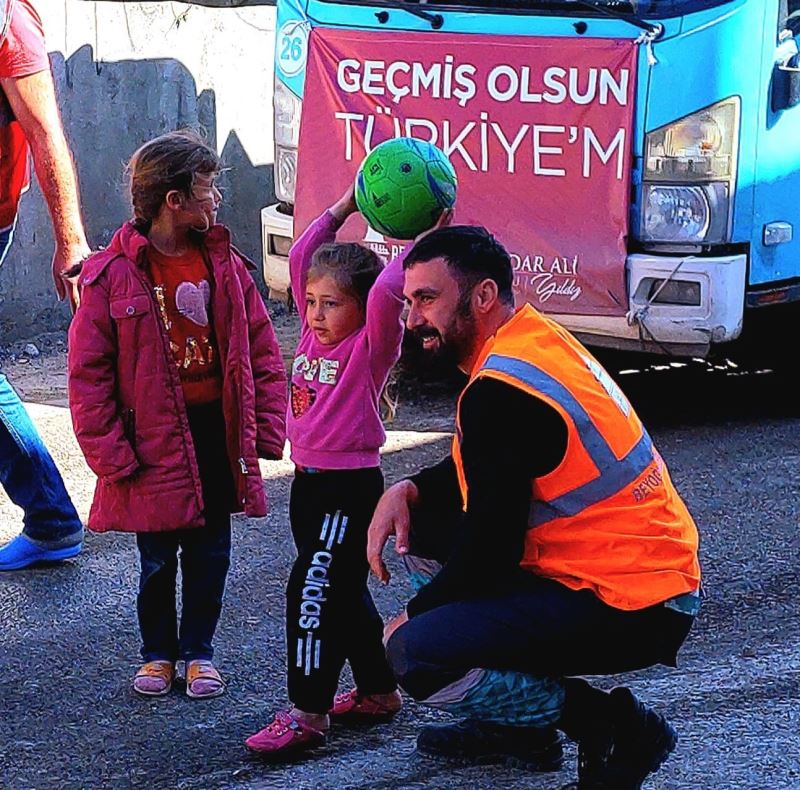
[147,246,224,406]
[0,0,49,228]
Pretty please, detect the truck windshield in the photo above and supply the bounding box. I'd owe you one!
[318,0,735,20]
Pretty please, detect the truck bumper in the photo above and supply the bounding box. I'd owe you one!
[260,203,747,358]
[261,204,294,300]
[551,253,747,357]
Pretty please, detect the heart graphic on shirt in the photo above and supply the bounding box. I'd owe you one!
[291,383,317,418]
[175,280,211,326]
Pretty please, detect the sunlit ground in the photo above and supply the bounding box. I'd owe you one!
[0,401,451,542]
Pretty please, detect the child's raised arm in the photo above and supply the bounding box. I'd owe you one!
[365,209,454,385]
[289,186,358,325]
[364,246,407,386]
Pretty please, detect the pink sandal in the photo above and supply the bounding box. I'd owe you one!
[132,660,174,696]
[185,660,226,699]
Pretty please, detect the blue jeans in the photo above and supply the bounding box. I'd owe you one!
[0,223,83,546]
[386,506,694,725]
[0,222,14,266]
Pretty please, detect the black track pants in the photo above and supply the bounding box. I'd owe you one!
[285,467,397,713]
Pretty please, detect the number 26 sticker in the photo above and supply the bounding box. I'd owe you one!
[277,20,310,77]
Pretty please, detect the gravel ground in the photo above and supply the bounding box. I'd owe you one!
[1,319,799,790]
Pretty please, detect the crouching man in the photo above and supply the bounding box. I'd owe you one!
[368,226,701,789]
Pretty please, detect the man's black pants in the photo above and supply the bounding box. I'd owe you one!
[386,507,694,721]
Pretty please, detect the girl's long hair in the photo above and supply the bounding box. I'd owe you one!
[307,242,383,310]
[127,130,219,231]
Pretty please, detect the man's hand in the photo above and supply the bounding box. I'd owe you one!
[383,611,408,646]
[415,207,454,243]
[367,479,419,583]
[53,242,90,311]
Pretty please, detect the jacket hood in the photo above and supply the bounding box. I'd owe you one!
[113,221,232,261]
[81,222,234,286]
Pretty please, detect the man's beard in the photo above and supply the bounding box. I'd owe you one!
[409,298,478,376]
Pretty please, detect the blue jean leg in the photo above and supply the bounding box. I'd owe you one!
[135,402,234,662]
[0,222,83,546]
[0,374,83,546]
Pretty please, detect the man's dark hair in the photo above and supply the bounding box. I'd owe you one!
[403,225,515,306]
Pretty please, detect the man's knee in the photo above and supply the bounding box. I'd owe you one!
[387,622,564,726]
[385,620,465,701]
[385,622,415,692]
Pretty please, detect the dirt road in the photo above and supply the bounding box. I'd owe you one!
[2,321,799,789]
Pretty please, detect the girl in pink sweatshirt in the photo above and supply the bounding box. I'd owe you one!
[245,186,411,759]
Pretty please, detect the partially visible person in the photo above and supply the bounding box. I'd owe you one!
[244,186,442,760]
[68,131,287,699]
[368,225,701,789]
[0,0,88,571]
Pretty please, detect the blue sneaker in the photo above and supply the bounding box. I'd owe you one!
[0,534,82,571]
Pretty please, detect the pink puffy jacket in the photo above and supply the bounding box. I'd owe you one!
[68,222,287,533]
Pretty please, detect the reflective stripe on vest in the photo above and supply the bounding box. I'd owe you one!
[481,353,656,526]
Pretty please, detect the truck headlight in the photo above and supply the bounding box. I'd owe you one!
[276,146,298,204]
[640,98,739,244]
[274,80,302,203]
[275,80,301,147]
[643,183,729,243]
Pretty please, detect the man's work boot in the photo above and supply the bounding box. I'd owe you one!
[416,718,564,772]
[574,687,678,790]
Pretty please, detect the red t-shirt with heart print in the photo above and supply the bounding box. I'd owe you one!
[148,246,223,406]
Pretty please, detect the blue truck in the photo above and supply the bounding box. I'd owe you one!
[261,0,800,358]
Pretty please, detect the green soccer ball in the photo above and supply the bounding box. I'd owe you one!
[355,137,457,240]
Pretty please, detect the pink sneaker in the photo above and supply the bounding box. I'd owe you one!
[245,711,326,759]
[330,688,402,724]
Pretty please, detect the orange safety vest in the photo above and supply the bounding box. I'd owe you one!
[452,305,701,611]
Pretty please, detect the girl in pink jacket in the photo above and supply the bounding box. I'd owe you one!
[68,131,287,700]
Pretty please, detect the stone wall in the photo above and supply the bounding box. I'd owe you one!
[0,1,277,338]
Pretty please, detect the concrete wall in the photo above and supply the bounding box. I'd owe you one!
[0,1,278,339]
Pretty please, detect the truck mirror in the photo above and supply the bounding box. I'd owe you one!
[772,36,800,111]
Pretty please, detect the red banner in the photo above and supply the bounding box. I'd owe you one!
[295,28,637,316]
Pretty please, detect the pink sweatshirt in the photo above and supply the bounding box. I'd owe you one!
[287,211,406,469]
